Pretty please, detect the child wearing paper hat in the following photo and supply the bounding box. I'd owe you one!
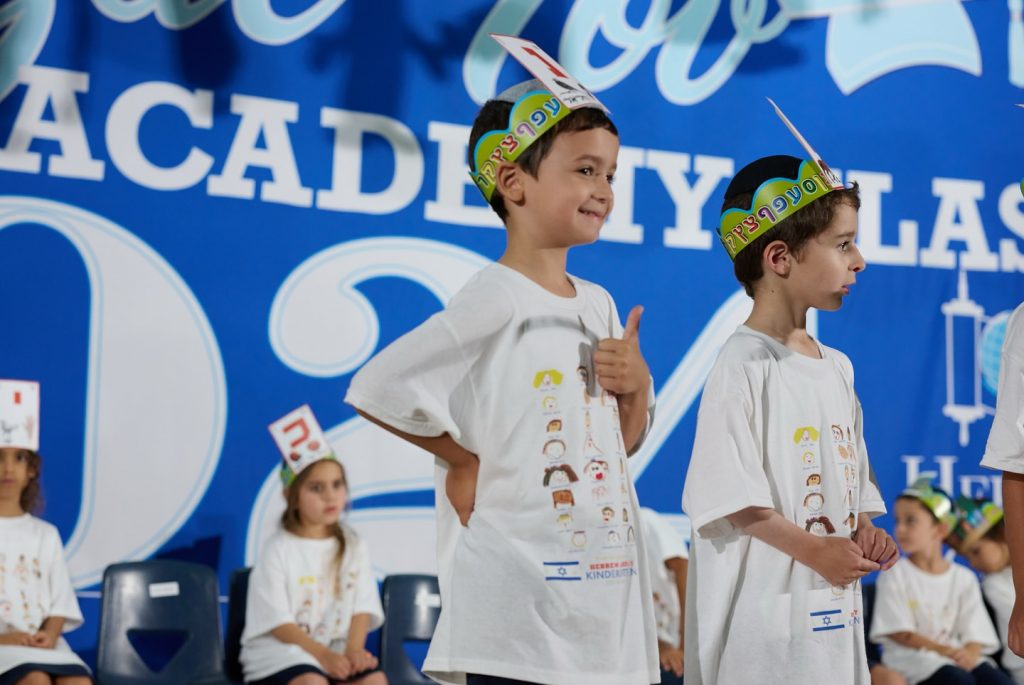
[239,405,385,685]
[870,476,1010,685]
[0,380,92,685]
[682,101,896,684]
[952,498,1024,683]
[346,34,658,685]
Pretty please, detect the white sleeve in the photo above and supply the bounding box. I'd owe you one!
[242,539,295,641]
[957,569,1001,653]
[869,565,917,641]
[682,362,774,539]
[345,314,471,441]
[44,527,83,632]
[855,395,886,518]
[981,305,1024,473]
[350,537,383,632]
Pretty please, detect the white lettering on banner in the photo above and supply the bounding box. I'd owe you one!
[106,82,214,190]
[0,197,226,588]
[0,66,104,180]
[847,170,918,267]
[317,109,423,215]
[207,94,313,207]
[1,66,1022,272]
[902,454,1003,505]
[921,178,999,272]
[651,152,734,250]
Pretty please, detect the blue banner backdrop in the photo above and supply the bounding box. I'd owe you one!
[1,0,1023,661]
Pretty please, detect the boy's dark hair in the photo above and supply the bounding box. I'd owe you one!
[982,518,1006,543]
[468,94,618,221]
[721,155,861,297]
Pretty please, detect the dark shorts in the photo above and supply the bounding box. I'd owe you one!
[0,663,92,685]
[247,664,381,685]
[466,676,540,685]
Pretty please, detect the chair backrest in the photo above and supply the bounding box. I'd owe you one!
[379,574,441,685]
[97,559,227,685]
[223,567,251,683]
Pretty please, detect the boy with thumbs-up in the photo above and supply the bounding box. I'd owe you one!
[682,148,898,682]
[344,50,658,685]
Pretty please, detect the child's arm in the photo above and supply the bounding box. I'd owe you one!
[594,305,651,452]
[883,631,957,659]
[657,555,687,677]
[727,506,879,586]
[343,613,379,674]
[356,408,479,526]
[270,624,353,680]
[0,631,32,646]
[1005,472,1024,657]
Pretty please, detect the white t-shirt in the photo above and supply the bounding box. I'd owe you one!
[870,557,1000,684]
[682,326,886,685]
[345,263,659,685]
[638,507,688,648]
[0,514,89,675]
[981,302,1024,473]
[240,526,384,682]
[981,565,1024,683]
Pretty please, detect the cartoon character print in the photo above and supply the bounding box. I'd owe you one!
[543,439,566,460]
[806,473,821,487]
[542,396,558,411]
[533,369,564,390]
[14,555,27,583]
[843,463,857,486]
[607,530,621,544]
[803,493,825,514]
[793,426,820,446]
[584,459,610,483]
[577,365,592,405]
[805,516,836,536]
[556,512,573,529]
[582,433,603,458]
[296,597,314,634]
[546,419,562,433]
[543,464,579,487]
[552,489,575,511]
[592,485,608,500]
[627,526,635,543]
[31,558,40,580]
[622,508,629,523]
[845,511,857,530]
[0,598,11,623]
[600,506,615,524]
[572,531,587,548]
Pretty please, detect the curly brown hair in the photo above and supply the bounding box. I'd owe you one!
[3,448,43,514]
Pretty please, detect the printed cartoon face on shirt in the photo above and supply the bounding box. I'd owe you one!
[804,493,825,513]
[543,464,578,487]
[806,473,821,486]
[543,439,566,460]
[584,459,609,482]
[601,506,615,523]
[805,516,836,536]
[542,396,558,411]
[552,489,575,510]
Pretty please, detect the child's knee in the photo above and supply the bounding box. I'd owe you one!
[14,672,52,685]
[354,672,388,685]
[54,677,92,685]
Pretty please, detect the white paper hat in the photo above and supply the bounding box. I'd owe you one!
[0,380,40,451]
[268,404,336,485]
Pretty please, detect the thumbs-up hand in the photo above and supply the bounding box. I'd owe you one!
[594,305,650,396]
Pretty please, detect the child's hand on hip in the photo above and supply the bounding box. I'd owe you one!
[852,523,899,570]
[446,456,479,527]
[594,306,649,396]
[809,536,880,587]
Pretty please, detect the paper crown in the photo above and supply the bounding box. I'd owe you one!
[268,404,336,486]
[718,99,844,260]
[901,474,957,529]
[946,496,1004,554]
[0,380,40,452]
[469,34,608,202]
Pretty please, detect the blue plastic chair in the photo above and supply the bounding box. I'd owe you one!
[379,574,441,685]
[97,559,230,685]
[223,567,251,684]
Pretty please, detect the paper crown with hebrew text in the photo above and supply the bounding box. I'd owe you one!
[268,404,337,486]
[0,379,40,452]
[946,496,1004,554]
[901,474,957,530]
[469,34,608,202]
[718,99,845,260]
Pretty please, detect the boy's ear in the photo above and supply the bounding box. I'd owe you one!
[495,162,525,204]
[762,240,792,277]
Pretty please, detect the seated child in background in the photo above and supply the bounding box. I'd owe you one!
[241,406,386,685]
[870,476,1009,685]
[952,498,1024,684]
[638,507,687,685]
[0,380,92,685]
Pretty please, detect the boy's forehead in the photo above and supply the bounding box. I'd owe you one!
[547,127,619,161]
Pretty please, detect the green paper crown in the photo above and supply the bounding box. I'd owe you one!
[718,160,842,260]
[902,475,957,529]
[947,496,1004,553]
[469,90,573,202]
